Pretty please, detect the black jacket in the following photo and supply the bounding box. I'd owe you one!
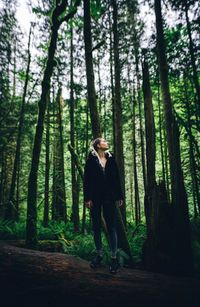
[83,150,123,202]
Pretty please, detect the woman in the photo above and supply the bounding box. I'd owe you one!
[83,137,123,274]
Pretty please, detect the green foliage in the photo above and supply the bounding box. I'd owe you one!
[90,0,106,21]
[0,218,146,265]
[1,218,200,275]
[117,248,130,267]
[127,223,147,264]
[0,219,26,240]
[32,7,52,18]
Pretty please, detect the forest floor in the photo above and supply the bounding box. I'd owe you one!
[0,240,199,307]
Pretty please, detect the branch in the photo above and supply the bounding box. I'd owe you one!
[54,0,68,16]
[92,40,105,52]
[59,0,81,25]
[175,110,200,160]
[67,143,83,180]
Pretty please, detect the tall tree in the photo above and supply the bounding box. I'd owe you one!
[154,0,193,274]
[0,0,19,217]
[53,88,67,222]
[43,92,50,227]
[83,0,101,138]
[170,0,200,117]
[70,17,80,232]
[111,0,126,225]
[26,0,80,247]
[6,25,32,221]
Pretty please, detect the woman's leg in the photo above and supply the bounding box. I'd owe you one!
[90,201,103,255]
[103,201,118,258]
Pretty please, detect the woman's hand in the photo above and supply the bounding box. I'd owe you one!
[116,200,123,207]
[85,200,93,209]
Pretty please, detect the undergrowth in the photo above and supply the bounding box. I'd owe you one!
[0,217,200,274]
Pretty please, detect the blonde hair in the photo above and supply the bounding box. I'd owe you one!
[91,137,103,151]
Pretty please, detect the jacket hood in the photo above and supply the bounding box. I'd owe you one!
[89,142,112,158]
[88,143,112,168]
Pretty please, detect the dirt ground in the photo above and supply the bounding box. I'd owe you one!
[0,241,199,307]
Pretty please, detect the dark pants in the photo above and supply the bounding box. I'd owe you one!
[90,200,118,257]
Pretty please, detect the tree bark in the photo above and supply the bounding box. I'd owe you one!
[111,0,126,225]
[83,0,101,138]
[43,93,50,227]
[135,57,147,195]
[54,88,67,222]
[70,20,79,231]
[154,0,194,274]
[7,25,32,221]
[183,74,200,215]
[132,89,140,225]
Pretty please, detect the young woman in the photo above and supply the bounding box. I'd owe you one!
[83,137,123,274]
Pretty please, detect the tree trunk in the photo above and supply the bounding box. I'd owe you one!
[135,57,147,196]
[26,21,59,246]
[43,93,50,227]
[110,0,134,264]
[185,2,200,118]
[111,0,126,226]
[7,25,32,221]
[53,89,67,222]
[70,21,79,231]
[26,1,80,247]
[183,74,200,215]
[81,105,89,234]
[154,0,194,274]
[83,0,101,138]
[142,55,173,273]
[132,89,140,225]
[52,87,56,221]
[109,7,115,148]
[142,54,156,198]
[157,79,168,192]
[1,242,199,307]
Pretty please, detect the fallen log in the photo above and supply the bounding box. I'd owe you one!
[0,241,199,307]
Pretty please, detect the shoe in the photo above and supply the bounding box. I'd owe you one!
[109,258,120,274]
[90,254,103,269]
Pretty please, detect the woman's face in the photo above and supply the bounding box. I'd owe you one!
[98,138,109,151]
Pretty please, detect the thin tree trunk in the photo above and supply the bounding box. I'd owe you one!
[142,56,156,199]
[132,89,140,225]
[184,2,200,118]
[43,93,50,227]
[97,54,102,117]
[83,0,101,138]
[70,20,79,231]
[157,80,166,186]
[7,25,32,221]
[0,151,5,217]
[110,0,134,265]
[109,7,115,147]
[12,39,16,100]
[136,58,147,195]
[56,89,67,222]
[183,74,200,216]
[111,0,126,225]
[81,104,89,234]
